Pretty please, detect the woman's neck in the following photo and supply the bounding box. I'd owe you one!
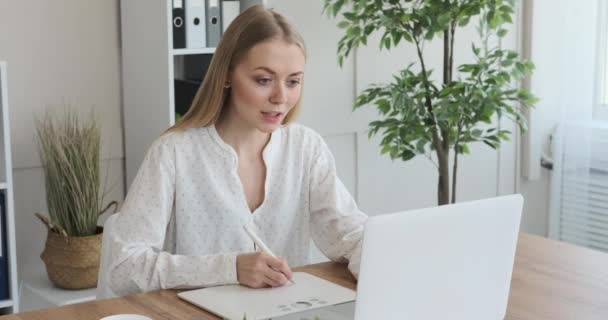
[215,111,271,159]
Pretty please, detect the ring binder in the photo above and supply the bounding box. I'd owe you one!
[221,0,241,33]
[0,192,9,300]
[186,0,207,48]
[205,0,222,47]
[172,0,186,49]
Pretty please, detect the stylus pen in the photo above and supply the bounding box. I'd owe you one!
[243,225,296,285]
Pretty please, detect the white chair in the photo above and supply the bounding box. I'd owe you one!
[96,213,118,299]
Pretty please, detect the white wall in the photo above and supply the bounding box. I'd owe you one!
[0,0,125,282]
[516,0,563,236]
[517,0,601,237]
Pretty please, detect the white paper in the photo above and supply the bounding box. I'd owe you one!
[178,272,356,320]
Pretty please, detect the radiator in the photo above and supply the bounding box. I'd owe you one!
[549,122,608,252]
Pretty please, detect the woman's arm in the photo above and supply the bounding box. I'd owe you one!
[308,134,368,278]
[107,136,239,296]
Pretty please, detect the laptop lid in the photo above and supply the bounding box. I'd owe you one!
[354,194,523,320]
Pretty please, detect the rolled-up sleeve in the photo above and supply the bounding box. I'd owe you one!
[308,135,368,278]
[108,136,239,296]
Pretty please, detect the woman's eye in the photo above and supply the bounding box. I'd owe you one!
[256,78,272,85]
[288,79,301,87]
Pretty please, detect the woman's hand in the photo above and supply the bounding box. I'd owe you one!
[236,252,294,288]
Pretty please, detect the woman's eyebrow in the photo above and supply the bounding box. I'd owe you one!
[254,66,303,76]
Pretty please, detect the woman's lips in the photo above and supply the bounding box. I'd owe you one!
[262,111,283,122]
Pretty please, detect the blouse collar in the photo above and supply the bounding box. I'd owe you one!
[206,124,282,166]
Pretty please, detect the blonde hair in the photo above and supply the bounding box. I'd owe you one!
[168,5,306,132]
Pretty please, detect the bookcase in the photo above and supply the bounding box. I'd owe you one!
[121,0,266,188]
[0,61,19,314]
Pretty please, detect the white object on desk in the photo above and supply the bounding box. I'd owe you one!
[353,194,523,320]
[177,272,355,320]
[99,315,152,320]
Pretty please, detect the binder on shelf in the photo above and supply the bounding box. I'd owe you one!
[174,55,211,115]
[0,192,9,300]
[221,0,240,33]
[172,0,186,49]
[186,0,207,49]
[174,78,202,117]
[0,190,2,258]
[205,0,222,47]
[183,54,213,82]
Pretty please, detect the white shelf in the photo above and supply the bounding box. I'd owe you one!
[172,47,215,55]
[0,299,13,309]
[0,61,18,312]
[19,271,96,312]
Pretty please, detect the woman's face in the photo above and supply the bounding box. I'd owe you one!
[226,38,306,133]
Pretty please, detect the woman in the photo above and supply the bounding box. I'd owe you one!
[108,5,367,296]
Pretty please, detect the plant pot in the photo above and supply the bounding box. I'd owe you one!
[40,227,102,289]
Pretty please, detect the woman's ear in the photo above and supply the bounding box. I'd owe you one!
[224,71,232,88]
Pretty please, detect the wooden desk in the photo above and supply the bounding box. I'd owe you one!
[3,233,608,320]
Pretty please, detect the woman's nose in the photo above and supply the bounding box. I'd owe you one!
[270,83,288,105]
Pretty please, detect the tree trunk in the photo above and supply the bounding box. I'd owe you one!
[451,148,458,204]
[438,23,456,206]
[437,146,450,205]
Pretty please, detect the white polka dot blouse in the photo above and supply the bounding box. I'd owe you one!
[107,123,367,295]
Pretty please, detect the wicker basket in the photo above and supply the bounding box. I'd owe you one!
[40,227,102,289]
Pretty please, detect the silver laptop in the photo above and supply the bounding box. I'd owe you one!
[276,194,523,320]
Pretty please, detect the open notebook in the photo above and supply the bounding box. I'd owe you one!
[177,272,356,320]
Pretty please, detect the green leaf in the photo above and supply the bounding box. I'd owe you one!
[457,144,470,154]
[384,36,392,49]
[379,143,390,154]
[376,99,391,114]
[483,140,498,149]
[500,59,514,67]
[337,21,350,29]
[332,0,345,17]
[392,32,402,46]
[458,16,471,27]
[390,147,399,159]
[343,12,357,21]
[403,32,413,42]
[381,131,397,145]
[416,139,426,153]
[472,43,480,56]
[346,26,361,37]
[401,149,416,161]
[437,13,451,26]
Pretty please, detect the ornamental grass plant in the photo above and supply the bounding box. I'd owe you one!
[35,109,106,237]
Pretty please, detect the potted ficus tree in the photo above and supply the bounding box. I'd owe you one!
[35,109,116,289]
[323,0,537,205]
